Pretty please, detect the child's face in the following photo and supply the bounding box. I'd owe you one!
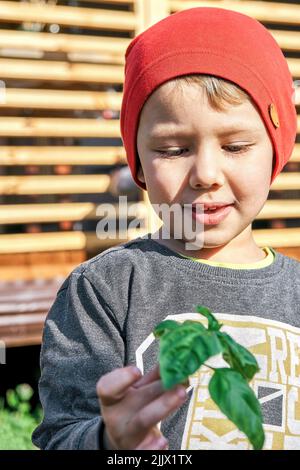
[136,80,274,258]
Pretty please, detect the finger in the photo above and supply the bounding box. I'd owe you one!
[130,385,187,435]
[135,435,169,451]
[132,364,160,389]
[97,366,142,406]
[126,379,165,412]
[134,426,165,450]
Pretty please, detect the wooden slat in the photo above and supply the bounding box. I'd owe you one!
[0,228,146,254]
[170,1,300,26]
[0,301,50,315]
[290,144,300,162]
[0,175,111,195]
[0,284,62,307]
[135,0,169,33]
[0,201,147,224]
[0,250,84,269]
[0,202,96,224]
[0,1,137,31]
[0,232,85,253]
[270,173,300,191]
[0,146,127,165]
[0,29,130,54]
[0,250,85,281]
[0,271,63,345]
[0,263,76,282]
[0,117,120,137]
[0,88,122,110]
[287,58,300,78]
[0,314,45,347]
[253,200,300,220]
[0,58,124,83]
[271,30,300,52]
[253,227,300,247]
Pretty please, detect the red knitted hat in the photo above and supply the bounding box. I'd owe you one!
[120,7,297,191]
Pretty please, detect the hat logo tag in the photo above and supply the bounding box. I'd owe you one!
[269,103,280,128]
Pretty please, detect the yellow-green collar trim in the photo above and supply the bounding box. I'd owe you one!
[177,246,275,269]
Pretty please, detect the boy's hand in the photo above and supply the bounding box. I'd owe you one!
[96,364,187,450]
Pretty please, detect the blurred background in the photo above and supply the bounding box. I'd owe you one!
[0,0,299,449]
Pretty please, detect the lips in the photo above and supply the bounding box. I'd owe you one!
[191,202,234,213]
[191,204,234,225]
[203,206,227,214]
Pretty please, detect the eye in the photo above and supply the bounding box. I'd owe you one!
[156,144,254,158]
[156,148,187,158]
[223,144,253,154]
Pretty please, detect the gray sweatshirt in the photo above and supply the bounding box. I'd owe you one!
[32,234,300,450]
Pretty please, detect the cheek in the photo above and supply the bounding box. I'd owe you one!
[233,167,272,210]
[146,161,184,200]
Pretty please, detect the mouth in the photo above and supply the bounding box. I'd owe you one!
[190,203,234,225]
[192,203,234,214]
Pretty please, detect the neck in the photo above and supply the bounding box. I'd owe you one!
[153,225,266,264]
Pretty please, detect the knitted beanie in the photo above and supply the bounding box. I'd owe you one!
[120,7,297,191]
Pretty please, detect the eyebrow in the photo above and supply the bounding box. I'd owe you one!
[147,126,263,140]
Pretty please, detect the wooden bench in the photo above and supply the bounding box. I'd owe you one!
[0,276,65,347]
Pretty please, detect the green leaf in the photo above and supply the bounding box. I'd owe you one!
[217,332,259,381]
[208,368,265,450]
[181,320,206,334]
[153,320,179,338]
[18,403,31,415]
[158,323,223,389]
[195,305,223,331]
[6,390,19,410]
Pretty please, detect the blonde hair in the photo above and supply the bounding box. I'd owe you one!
[168,74,251,111]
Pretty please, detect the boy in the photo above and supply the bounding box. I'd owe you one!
[32,7,300,450]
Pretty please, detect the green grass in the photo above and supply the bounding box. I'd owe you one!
[0,384,43,450]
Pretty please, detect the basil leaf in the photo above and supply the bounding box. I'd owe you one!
[217,332,259,381]
[181,320,206,333]
[153,320,179,338]
[208,368,265,450]
[6,389,19,410]
[159,326,223,390]
[195,305,223,331]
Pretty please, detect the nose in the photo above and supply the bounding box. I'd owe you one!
[188,146,225,189]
